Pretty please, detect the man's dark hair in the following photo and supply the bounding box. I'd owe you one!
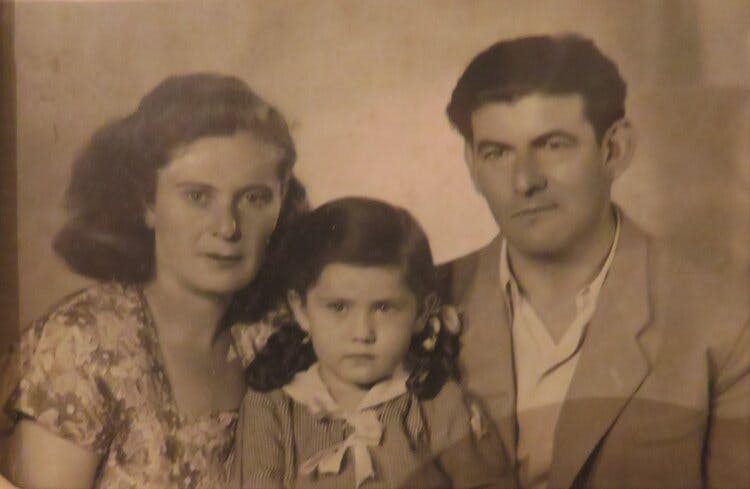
[447,34,627,143]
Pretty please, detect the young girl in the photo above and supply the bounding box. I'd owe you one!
[230,197,515,489]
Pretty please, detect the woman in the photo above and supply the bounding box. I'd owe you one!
[2,73,306,489]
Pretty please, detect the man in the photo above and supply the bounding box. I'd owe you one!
[443,35,749,489]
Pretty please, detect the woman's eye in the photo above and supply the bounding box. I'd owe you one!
[242,189,272,208]
[184,189,210,205]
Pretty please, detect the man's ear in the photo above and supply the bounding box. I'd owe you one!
[464,141,483,193]
[287,290,310,332]
[601,118,636,180]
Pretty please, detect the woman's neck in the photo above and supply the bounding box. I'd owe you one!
[142,277,231,350]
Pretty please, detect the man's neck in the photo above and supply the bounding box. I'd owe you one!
[506,207,618,339]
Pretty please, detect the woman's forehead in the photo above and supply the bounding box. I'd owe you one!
[160,131,284,184]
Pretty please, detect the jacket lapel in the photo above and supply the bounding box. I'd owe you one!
[547,219,652,489]
[457,237,518,462]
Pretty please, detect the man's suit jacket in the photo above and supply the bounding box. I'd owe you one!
[446,217,750,489]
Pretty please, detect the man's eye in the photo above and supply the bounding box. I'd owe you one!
[480,148,511,162]
[544,137,573,151]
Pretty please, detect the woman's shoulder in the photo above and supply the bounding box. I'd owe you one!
[45,281,142,316]
[32,282,144,334]
[17,282,147,363]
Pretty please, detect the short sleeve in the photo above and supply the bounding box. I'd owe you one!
[4,308,116,454]
[421,381,517,489]
[229,389,288,489]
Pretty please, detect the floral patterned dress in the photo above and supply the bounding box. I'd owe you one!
[3,282,274,489]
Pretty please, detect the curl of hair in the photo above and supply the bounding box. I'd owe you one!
[405,316,462,399]
[54,73,301,283]
[244,320,317,392]
[447,34,627,143]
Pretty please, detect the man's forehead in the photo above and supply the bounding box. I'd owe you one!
[470,92,592,141]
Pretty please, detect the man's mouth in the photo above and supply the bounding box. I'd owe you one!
[511,203,557,218]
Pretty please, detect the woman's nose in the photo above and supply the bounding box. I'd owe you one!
[351,313,376,344]
[214,204,241,241]
[512,151,547,197]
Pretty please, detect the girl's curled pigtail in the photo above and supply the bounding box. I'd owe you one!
[245,320,316,392]
[405,305,462,400]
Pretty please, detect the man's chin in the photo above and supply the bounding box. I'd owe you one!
[506,235,572,260]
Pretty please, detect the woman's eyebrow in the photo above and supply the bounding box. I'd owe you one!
[236,183,274,193]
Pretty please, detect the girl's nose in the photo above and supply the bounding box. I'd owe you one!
[351,313,376,344]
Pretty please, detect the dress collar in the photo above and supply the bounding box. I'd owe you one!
[282,363,409,417]
[283,363,411,487]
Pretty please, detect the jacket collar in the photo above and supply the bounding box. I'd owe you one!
[548,216,652,489]
[457,214,652,487]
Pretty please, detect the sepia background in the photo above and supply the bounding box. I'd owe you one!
[5,0,750,339]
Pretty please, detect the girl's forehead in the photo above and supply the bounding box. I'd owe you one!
[310,262,411,297]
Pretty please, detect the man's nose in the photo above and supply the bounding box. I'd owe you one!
[350,312,376,344]
[213,202,241,241]
[512,150,547,197]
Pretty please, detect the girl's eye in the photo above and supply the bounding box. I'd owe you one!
[241,188,273,208]
[327,302,348,313]
[184,189,210,205]
[373,302,396,313]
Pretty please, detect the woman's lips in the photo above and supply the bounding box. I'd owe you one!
[204,253,243,263]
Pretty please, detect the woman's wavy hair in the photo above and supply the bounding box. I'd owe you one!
[54,73,307,303]
[245,197,460,399]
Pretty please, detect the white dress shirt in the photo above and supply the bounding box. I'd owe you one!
[499,213,621,489]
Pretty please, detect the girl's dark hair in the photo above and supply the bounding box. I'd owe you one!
[54,73,305,285]
[245,197,460,399]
